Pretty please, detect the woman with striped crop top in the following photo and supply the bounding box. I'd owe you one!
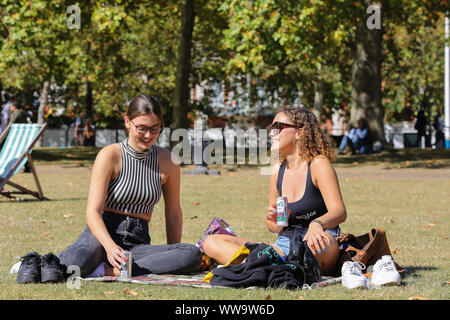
[203,107,347,275]
[54,95,202,277]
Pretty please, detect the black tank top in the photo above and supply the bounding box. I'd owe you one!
[276,160,327,228]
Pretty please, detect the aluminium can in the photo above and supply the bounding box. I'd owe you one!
[119,250,132,278]
[276,196,289,227]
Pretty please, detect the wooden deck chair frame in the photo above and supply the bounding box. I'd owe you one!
[0,122,49,200]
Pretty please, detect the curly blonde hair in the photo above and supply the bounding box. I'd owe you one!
[281,107,336,162]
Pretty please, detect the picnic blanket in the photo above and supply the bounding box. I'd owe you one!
[80,272,341,290]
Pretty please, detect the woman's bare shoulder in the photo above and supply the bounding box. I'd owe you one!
[95,143,121,163]
[310,155,333,168]
[156,146,180,169]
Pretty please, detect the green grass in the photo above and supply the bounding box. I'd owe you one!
[0,148,449,300]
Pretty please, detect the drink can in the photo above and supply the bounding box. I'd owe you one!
[276,196,288,227]
[119,250,132,278]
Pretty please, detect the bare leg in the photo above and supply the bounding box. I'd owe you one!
[203,234,249,265]
[309,232,340,275]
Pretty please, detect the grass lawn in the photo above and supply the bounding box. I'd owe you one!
[0,147,449,300]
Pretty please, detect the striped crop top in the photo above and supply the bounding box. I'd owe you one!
[104,140,162,214]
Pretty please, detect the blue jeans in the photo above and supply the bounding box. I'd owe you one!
[57,211,202,277]
[339,135,371,154]
[273,225,341,256]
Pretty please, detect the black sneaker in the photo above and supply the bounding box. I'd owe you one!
[41,253,66,283]
[17,252,42,284]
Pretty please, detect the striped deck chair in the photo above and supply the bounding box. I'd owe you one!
[0,123,49,200]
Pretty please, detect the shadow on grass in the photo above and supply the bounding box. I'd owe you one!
[33,147,100,163]
[0,197,86,203]
[402,265,438,279]
[330,148,450,169]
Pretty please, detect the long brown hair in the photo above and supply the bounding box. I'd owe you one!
[126,95,164,126]
[282,107,336,162]
[125,95,164,134]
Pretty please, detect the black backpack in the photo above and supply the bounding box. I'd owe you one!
[286,228,322,285]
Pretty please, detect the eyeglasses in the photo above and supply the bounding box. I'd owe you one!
[130,119,163,135]
[268,121,302,133]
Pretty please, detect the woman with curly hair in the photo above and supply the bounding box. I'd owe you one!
[203,107,347,275]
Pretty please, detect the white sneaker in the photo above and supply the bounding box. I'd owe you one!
[371,255,401,287]
[10,261,21,274]
[341,261,368,289]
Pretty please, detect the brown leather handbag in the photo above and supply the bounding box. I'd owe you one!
[333,228,403,276]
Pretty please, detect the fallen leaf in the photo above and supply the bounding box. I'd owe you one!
[408,296,429,300]
[263,295,272,300]
[64,213,76,218]
[392,248,402,255]
[192,202,200,206]
[388,218,395,224]
[42,232,53,239]
[103,291,116,296]
[297,296,305,300]
[427,223,436,228]
[123,289,138,296]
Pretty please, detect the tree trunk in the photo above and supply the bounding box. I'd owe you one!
[350,0,386,144]
[0,80,3,107]
[172,0,195,129]
[86,42,93,120]
[36,80,50,147]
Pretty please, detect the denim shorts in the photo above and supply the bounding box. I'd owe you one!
[273,225,341,256]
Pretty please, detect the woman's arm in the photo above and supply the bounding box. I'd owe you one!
[85,145,127,269]
[266,163,283,233]
[304,156,347,252]
[159,148,183,244]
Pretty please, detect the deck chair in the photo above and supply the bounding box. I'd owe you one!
[0,122,49,200]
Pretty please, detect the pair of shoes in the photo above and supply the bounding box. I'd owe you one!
[341,255,401,289]
[17,252,66,284]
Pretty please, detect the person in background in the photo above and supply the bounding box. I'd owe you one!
[338,118,371,155]
[1,95,15,135]
[74,112,86,146]
[83,118,96,147]
[433,111,445,149]
[9,103,29,124]
[414,107,427,148]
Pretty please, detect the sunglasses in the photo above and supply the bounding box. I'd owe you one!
[268,121,302,132]
[130,119,163,135]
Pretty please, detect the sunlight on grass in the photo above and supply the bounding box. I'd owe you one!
[1,148,449,300]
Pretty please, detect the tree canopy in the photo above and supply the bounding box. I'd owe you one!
[0,0,448,134]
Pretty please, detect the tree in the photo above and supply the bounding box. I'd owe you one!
[172,0,195,129]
